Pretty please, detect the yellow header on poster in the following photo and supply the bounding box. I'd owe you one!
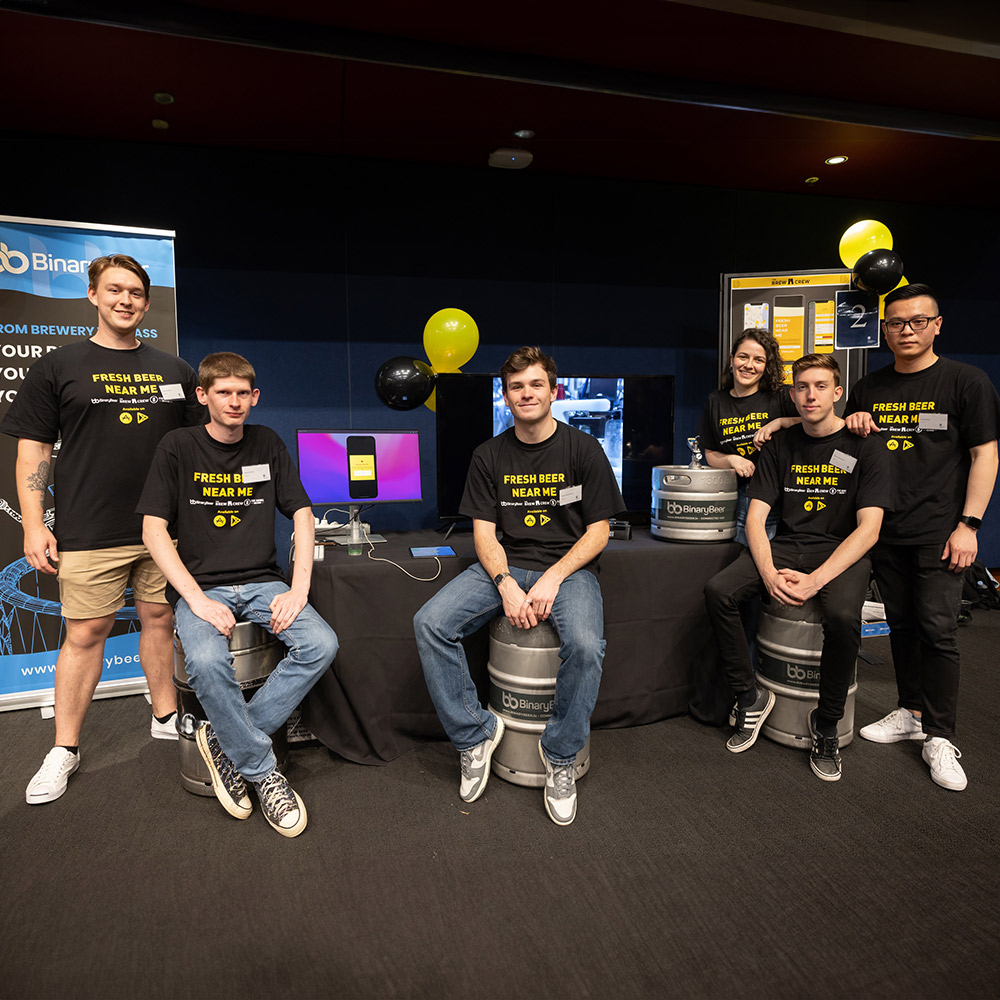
[730,273,851,290]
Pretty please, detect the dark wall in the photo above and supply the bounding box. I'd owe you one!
[5,133,999,562]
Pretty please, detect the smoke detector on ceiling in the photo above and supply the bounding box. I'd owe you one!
[489,148,534,169]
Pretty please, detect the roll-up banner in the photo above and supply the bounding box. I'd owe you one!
[0,216,178,711]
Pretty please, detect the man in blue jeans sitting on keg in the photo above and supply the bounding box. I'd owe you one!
[704,354,891,781]
[414,346,624,826]
[138,352,337,838]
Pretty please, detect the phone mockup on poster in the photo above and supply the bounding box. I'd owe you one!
[743,302,769,331]
[410,545,457,558]
[773,293,805,366]
[809,299,835,354]
[346,435,378,500]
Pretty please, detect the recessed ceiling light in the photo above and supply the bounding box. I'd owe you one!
[153,92,174,105]
[489,148,533,169]
[805,176,819,184]
[152,119,170,130]
[825,155,848,165]
[513,129,535,139]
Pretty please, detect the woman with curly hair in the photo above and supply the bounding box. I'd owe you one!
[697,328,798,545]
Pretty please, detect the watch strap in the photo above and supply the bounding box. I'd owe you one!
[493,571,511,587]
[960,515,982,530]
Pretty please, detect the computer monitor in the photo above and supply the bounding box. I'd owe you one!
[435,373,674,524]
[296,429,423,507]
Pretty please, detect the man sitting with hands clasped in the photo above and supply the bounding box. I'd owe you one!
[704,354,891,781]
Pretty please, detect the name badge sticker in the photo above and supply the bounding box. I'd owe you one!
[559,484,582,506]
[830,449,857,474]
[160,383,185,401]
[918,412,948,431]
[241,464,271,484]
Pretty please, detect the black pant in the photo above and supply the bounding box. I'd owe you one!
[704,542,871,727]
[871,542,964,739]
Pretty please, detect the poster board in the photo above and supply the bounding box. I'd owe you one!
[0,216,177,711]
[720,269,867,393]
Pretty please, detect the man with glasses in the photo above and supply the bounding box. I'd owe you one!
[845,283,999,791]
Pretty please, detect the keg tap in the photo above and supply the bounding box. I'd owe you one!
[686,436,704,469]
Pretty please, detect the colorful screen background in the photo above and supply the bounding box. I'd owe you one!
[297,430,422,504]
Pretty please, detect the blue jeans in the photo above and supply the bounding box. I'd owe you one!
[174,582,338,780]
[413,563,606,765]
[734,480,779,547]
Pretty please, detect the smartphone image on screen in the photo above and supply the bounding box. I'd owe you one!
[346,435,378,500]
[410,545,457,558]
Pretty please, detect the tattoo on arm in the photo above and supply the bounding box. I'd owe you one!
[27,461,49,511]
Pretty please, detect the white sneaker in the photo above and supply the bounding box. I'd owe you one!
[922,737,967,792]
[26,747,80,805]
[859,708,925,744]
[538,741,577,826]
[151,711,179,740]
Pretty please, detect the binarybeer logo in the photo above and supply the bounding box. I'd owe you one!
[0,242,30,274]
[491,682,553,721]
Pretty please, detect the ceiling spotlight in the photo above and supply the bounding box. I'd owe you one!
[152,119,170,130]
[825,155,848,165]
[513,129,535,139]
[489,148,533,170]
[805,176,819,184]
[153,92,174,105]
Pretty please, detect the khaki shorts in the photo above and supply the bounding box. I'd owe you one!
[58,544,169,619]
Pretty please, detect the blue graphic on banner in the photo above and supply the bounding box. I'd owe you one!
[0,631,143,697]
[0,221,175,298]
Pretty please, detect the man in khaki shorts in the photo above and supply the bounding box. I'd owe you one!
[1,254,202,804]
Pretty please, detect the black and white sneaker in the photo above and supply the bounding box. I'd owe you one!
[726,685,775,753]
[458,714,505,803]
[808,710,842,782]
[196,725,252,819]
[253,770,307,838]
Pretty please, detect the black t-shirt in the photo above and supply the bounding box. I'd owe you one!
[845,357,1000,544]
[136,424,311,602]
[460,421,625,573]
[697,387,797,463]
[0,341,201,550]
[748,424,892,551]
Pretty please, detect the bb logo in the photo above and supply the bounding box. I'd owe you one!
[666,500,685,515]
[0,242,29,275]
[213,515,226,527]
[887,439,899,451]
[786,664,808,681]
[524,514,536,527]
[119,412,132,424]
[502,690,519,711]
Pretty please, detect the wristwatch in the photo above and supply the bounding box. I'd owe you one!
[960,515,982,530]
[493,571,512,587]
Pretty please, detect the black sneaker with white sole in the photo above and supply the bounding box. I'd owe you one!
[196,724,252,819]
[808,710,842,781]
[726,685,775,753]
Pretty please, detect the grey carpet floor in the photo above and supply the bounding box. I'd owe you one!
[1,613,998,999]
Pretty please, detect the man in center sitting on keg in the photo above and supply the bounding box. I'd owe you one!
[137,352,337,838]
[704,354,891,781]
[414,346,624,826]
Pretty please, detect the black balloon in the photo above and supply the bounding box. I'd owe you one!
[374,356,435,410]
[853,248,904,296]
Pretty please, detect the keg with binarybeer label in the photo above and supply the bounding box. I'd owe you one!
[650,465,738,542]
[173,620,289,795]
[487,617,590,788]
[756,598,857,749]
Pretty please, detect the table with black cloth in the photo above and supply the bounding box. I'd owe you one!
[301,530,741,764]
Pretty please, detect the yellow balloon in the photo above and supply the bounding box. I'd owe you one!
[423,308,479,373]
[424,386,437,412]
[878,275,909,320]
[839,220,893,269]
